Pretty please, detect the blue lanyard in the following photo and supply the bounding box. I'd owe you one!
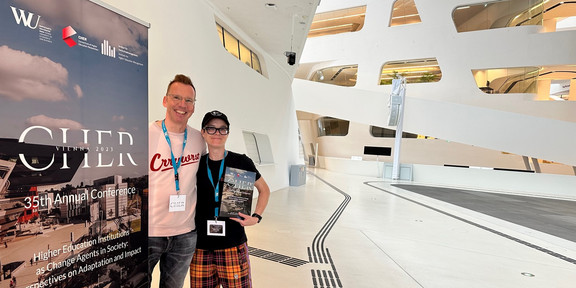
[161,120,187,192]
[207,150,227,219]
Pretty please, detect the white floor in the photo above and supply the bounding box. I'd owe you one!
[158,168,576,288]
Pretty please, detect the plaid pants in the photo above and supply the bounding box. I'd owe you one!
[190,243,252,288]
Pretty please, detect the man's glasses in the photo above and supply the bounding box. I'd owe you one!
[204,126,229,135]
[167,94,196,105]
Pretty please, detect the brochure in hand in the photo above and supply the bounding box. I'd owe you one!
[219,167,256,218]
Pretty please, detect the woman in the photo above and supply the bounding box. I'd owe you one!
[190,110,270,288]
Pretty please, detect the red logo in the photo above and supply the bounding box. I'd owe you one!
[62,26,77,47]
[149,153,201,172]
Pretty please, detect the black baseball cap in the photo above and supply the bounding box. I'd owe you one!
[202,110,230,128]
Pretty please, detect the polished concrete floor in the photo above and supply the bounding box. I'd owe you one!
[247,168,576,288]
[164,168,576,288]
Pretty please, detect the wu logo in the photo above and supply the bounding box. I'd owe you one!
[10,6,41,29]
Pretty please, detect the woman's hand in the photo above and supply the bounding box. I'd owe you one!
[230,212,259,226]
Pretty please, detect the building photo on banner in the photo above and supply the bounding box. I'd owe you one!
[0,0,149,287]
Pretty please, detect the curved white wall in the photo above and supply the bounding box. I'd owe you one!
[103,0,303,191]
[295,0,576,166]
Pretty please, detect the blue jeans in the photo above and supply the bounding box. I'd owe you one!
[148,230,197,288]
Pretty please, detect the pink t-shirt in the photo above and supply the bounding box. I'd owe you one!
[148,122,206,237]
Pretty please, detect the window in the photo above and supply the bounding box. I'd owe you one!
[310,65,358,87]
[472,65,576,100]
[317,117,349,137]
[242,131,274,165]
[379,58,441,85]
[390,0,421,27]
[252,56,262,74]
[309,6,366,38]
[453,0,546,33]
[216,23,263,75]
[239,42,251,66]
[473,67,539,94]
[370,126,418,138]
[223,29,239,59]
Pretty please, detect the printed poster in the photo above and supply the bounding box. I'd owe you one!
[220,167,256,218]
[0,0,149,287]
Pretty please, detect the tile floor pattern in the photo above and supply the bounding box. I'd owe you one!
[159,168,576,288]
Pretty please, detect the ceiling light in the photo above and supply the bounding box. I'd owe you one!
[312,13,366,24]
[391,13,419,20]
[309,23,354,32]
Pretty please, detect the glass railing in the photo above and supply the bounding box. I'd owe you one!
[508,1,576,27]
[506,0,545,27]
[474,66,576,100]
[453,0,544,33]
[493,67,540,94]
[455,0,576,32]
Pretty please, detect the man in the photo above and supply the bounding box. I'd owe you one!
[190,110,270,288]
[149,74,206,287]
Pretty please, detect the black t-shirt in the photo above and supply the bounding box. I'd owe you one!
[195,151,261,250]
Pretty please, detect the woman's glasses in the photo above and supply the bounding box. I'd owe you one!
[204,126,229,135]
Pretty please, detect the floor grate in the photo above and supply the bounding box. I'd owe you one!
[248,246,308,267]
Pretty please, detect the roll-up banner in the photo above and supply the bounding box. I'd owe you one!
[0,0,149,287]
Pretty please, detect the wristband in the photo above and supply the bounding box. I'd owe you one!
[251,213,262,223]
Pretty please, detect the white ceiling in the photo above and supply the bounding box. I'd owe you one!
[208,0,320,76]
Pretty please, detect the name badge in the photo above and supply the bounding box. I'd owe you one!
[169,195,186,212]
[207,220,226,236]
